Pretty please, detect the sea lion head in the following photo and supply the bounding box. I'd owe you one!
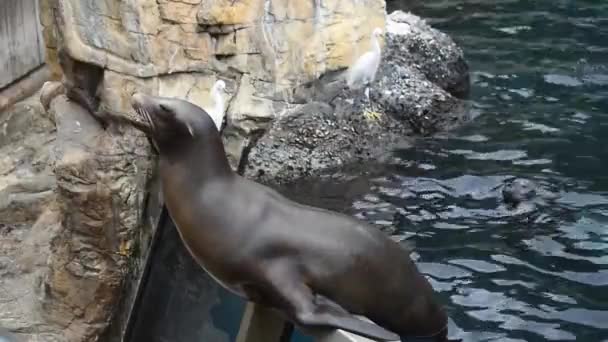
[502,178,537,206]
[130,92,216,147]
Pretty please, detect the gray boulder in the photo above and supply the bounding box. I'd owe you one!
[243,11,471,185]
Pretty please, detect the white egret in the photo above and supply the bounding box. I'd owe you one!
[346,27,384,121]
[208,80,227,131]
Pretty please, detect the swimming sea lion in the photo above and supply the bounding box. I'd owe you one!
[122,93,452,341]
[502,178,538,207]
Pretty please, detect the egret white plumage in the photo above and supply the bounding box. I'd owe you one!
[346,27,384,121]
[208,80,227,131]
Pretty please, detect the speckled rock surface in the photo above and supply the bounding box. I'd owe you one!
[371,64,466,136]
[0,94,59,342]
[383,11,470,98]
[244,11,470,185]
[242,102,412,183]
[0,92,155,342]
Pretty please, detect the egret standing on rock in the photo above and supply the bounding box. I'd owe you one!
[208,79,227,131]
[347,27,384,122]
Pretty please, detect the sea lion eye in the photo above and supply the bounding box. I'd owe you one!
[159,103,173,113]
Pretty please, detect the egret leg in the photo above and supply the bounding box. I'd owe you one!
[363,86,382,122]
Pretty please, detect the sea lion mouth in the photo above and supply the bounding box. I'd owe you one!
[131,92,157,133]
[131,92,147,110]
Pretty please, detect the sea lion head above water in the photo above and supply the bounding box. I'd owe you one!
[502,178,537,207]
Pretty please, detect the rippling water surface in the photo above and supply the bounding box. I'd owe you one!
[289,1,608,341]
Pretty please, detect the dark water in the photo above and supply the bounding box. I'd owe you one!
[128,1,607,341]
[301,0,607,340]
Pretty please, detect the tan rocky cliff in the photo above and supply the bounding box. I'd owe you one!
[0,92,154,342]
[41,0,387,166]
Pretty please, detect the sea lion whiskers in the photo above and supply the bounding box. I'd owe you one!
[185,122,195,137]
[140,107,156,133]
[134,108,144,124]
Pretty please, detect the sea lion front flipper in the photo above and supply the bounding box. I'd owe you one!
[259,265,399,341]
[311,303,400,341]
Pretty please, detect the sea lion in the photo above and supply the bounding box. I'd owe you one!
[502,177,560,208]
[122,93,452,341]
[502,178,538,207]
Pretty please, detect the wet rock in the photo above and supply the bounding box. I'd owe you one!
[246,96,423,183]
[243,102,412,184]
[372,65,466,136]
[384,11,470,98]
[244,11,470,184]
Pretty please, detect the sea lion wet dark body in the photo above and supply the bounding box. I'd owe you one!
[124,93,452,341]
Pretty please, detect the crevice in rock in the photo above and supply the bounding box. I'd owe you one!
[236,124,272,176]
[57,48,108,128]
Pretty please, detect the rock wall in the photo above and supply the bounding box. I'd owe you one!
[0,88,154,342]
[39,0,387,166]
[40,96,153,341]
[0,94,59,341]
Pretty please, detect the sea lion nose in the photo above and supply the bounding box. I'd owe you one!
[131,92,146,109]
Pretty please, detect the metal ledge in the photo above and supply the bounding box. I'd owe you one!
[236,302,381,342]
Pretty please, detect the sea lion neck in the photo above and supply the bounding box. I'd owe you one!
[158,133,233,182]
